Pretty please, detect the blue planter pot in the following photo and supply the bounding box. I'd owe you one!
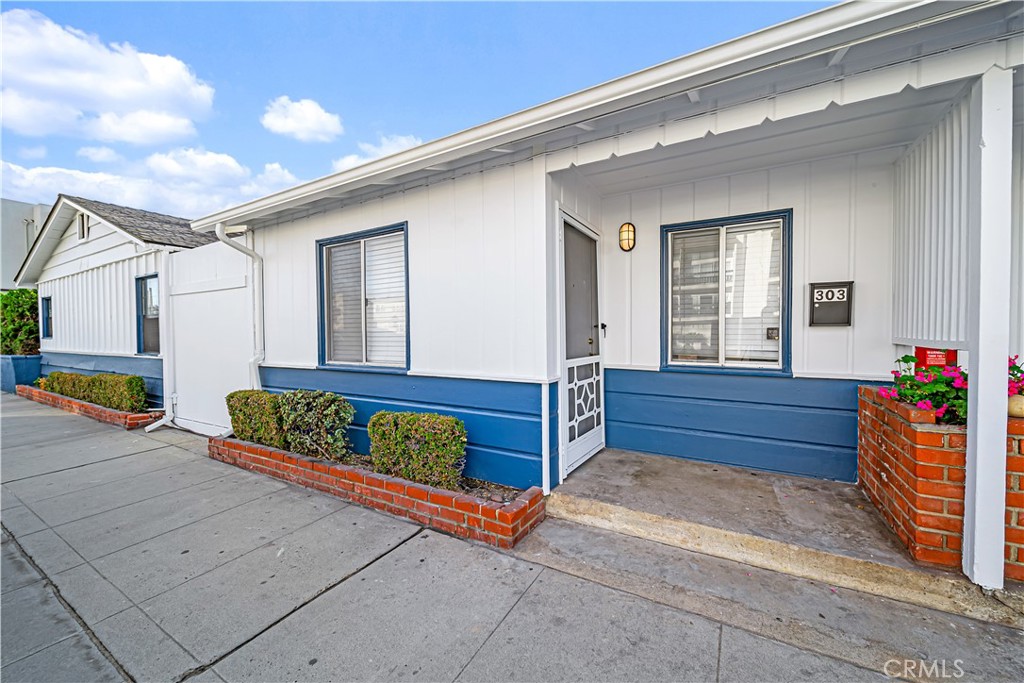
[1,355,42,393]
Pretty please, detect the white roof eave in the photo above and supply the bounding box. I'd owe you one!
[190,0,987,232]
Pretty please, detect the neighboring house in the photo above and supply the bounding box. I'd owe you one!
[1,198,49,291]
[183,1,1022,588]
[14,195,216,407]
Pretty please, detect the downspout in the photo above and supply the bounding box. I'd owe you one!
[215,223,265,390]
[145,248,178,432]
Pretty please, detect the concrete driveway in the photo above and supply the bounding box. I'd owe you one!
[2,393,1020,682]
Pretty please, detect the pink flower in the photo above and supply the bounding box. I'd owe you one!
[935,404,948,418]
[953,376,967,389]
[878,387,897,399]
[941,366,961,378]
[916,400,934,410]
[891,370,901,377]
[914,372,934,383]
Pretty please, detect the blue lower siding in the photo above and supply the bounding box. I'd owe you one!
[41,352,163,408]
[260,367,545,489]
[604,369,871,482]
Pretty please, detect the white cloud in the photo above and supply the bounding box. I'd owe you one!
[0,9,213,144]
[145,148,248,184]
[260,96,343,143]
[77,146,122,163]
[331,134,423,172]
[17,145,47,160]
[2,152,300,218]
[85,110,196,145]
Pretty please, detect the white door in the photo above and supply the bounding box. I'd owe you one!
[560,216,605,478]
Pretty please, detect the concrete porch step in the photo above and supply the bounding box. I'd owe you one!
[546,491,1024,628]
[514,518,1024,682]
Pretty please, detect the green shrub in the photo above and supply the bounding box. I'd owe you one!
[225,390,285,448]
[1,289,40,355]
[278,389,355,461]
[44,371,147,412]
[368,411,467,490]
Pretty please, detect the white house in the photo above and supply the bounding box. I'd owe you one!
[14,195,217,407]
[161,1,1024,587]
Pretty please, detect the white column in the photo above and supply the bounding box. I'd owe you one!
[963,67,1013,589]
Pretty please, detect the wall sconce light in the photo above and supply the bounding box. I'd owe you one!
[619,222,636,252]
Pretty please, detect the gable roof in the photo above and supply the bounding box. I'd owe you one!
[61,196,215,249]
[14,194,215,286]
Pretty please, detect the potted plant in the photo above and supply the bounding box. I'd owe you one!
[877,353,1024,420]
[1,289,42,393]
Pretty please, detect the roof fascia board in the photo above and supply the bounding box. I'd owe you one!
[191,0,987,231]
[14,195,151,287]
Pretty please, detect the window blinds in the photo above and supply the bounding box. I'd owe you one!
[327,241,364,363]
[326,232,406,365]
[668,220,782,367]
[364,233,406,365]
[724,224,781,364]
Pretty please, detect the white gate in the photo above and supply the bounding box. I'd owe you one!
[167,241,253,435]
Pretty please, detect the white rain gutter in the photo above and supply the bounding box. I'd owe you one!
[191,1,1000,232]
[215,223,264,390]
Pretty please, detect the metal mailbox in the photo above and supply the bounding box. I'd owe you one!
[808,281,853,326]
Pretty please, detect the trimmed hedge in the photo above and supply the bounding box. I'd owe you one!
[279,389,355,461]
[1,289,40,356]
[224,389,355,461]
[43,371,147,413]
[368,411,467,490]
[226,390,285,449]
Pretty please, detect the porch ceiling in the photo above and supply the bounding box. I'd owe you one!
[570,80,972,195]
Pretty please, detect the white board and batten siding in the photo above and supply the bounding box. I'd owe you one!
[599,149,898,380]
[894,83,1024,356]
[256,159,548,382]
[892,93,972,349]
[37,216,161,356]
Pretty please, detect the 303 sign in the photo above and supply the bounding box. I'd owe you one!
[813,287,848,302]
[809,281,853,326]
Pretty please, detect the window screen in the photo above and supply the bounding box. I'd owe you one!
[667,219,783,368]
[323,230,406,366]
[41,297,52,339]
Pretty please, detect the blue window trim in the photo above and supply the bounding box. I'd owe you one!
[135,274,159,356]
[660,209,793,377]
[40,296,52,339]
[315,222,410,374]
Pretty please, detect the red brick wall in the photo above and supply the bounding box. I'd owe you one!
[208,437,546,549]
[858,386,1024,581]
[16,385,162,430]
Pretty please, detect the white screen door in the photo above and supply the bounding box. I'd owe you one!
[561,217,604,477]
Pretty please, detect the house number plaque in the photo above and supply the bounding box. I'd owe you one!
[809,281,853,326]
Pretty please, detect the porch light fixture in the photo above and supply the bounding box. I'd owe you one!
[619,222,636,252]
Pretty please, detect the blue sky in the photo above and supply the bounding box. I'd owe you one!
[1,2,832,217]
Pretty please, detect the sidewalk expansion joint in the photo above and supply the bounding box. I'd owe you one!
[2,522,136,683]
[174,524,426,683]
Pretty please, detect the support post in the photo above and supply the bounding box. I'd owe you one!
[963,67,1013,589]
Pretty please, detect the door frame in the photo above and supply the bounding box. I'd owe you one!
[556,207,606,482]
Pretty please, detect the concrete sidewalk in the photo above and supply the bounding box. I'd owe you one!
[2,393,1021,682]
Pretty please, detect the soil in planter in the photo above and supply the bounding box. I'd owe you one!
[341,452,523,503]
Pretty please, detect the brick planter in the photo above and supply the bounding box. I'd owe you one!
[858,386,1024,581]
[16,385,162,430]
[208,437,546,549]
